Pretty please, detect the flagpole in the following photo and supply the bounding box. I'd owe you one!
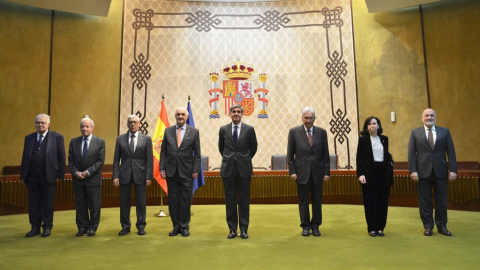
[154,93,169,217]
[155,190,169,217]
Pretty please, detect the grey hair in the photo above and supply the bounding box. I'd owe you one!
[230,103,244,113]
[35,114,50,123]
[302,107,315,117]
[80,117,94,127]
[126,114,139,123]
[176,107,189,117]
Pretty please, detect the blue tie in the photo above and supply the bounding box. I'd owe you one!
[233,125,238,147]
[38,134,43,145]
[82,137,88,161]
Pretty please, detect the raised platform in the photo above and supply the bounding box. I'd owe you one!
[1,168,479,215]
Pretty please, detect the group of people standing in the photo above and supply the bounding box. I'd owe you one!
[19,107,457,239]
[356,108,457,237]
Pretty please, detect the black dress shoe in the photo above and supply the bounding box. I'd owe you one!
[76,230,87,237]
[438,227,452,236]
[138,228,146,235]
[240,231,249,239]
[302,229,310,236]
[312,228,321,237]
[368,231,377,237]
[424,228,433,236]
[41,229,51,237]
[26,229,40,238]
[169,229,180,236]
[227,231,237,239]
[181,229,190,237]
[118,228,130,236]
[376,231,385,237]
[87,230,96,237]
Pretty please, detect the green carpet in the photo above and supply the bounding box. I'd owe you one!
[1,204,479,269]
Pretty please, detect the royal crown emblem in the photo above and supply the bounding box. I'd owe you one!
[208,61,269,119]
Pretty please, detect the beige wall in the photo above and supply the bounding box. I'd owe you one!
[353,0,480,162]
[0,0,478,171]
[0,0,123,171]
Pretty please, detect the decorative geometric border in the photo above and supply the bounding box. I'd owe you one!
[124,4,355,168]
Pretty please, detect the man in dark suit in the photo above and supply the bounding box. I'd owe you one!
[218,103,258,239]
[160,107,201,237]
[68,117,105,237]
[113,115,153,236]
[408,108,457,236]
[20,114,65,237]
[287,107,330,237]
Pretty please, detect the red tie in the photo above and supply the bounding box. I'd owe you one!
[177,128,182,148]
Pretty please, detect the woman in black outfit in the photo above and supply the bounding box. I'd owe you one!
[356,116,394,237]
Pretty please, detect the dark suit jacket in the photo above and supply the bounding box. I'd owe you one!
[20,131,66,184]
[113,132,154,185]
[287,125,330,184]
[160,125,201,179]
[218,122,258,178]
[408,126,457,179]
[356,135,394,186]
[68,135,106,187]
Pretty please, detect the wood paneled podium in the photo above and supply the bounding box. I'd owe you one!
[1,166,479,215]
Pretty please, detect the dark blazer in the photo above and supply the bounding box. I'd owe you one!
[160,125,201,178]
[408,126,457,179]
[287,125,330,184]
[20,131,66,184]
[356,135,394,186]
[113,132,154,184]
[218,123,258,178]
[68,135,106,186]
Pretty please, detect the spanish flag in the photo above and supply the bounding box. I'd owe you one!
[152,99,169,194]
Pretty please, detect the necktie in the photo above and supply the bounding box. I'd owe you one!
[177,127,182,148]
[38,134,43,145]
[82,137,88,161]
[233,125,238,147]
[130,134,135,153]
[427,128,434,149]
[307,129,313,146]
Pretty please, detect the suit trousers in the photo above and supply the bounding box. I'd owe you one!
[27,174,56,230]
[74,183,102,231]
[167,170,193,230]
[417,170,448,229]
[297,174,323,229]
[361,162,390,232]
[223,164,251,232]
[120,180,146,230]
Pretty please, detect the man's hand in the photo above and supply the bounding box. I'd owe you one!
[410,172,419,181]
[160,170,166,179]
[75,171,85,180]
[113,178,119,187]
[146,180,152,186]
[290,174,297,181]
[192,173,198,179]
[358,175,366,184]
[448,172,457,182]
[323,175,330,181]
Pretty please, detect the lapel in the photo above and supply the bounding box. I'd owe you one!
[125,133,133,156]
[76,136,83,163]
[27,133,36,158]
[228,124,235,147]
[300,126,310,147]
[171,126,180,149]
[181,125,191,149]
[311,126,319,147]
[45,131,52,156]
[84,136,97,163]
[419,128,434,150]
